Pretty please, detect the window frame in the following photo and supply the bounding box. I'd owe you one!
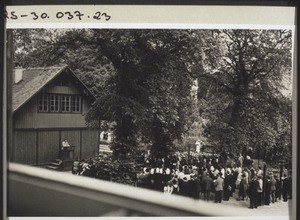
[37,93,82,114]
[37,94,49,112]
[49,94,60,113]
[61,95,71,113]
[71,95,82,113]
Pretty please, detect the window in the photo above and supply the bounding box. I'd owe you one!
[72,96,81,113]
[61,95,71,112]
[38,94,48,112]
[38,94,81,113]
[50,95,60,112]
[103,133,108,140]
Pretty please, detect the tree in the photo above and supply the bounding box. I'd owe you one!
[13,29,199,160]
[197,29,292,155]
[84,29,198,159]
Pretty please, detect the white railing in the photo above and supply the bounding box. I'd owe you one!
[8,162,251,216]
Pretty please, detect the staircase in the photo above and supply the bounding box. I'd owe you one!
[100,144,112,153]
[46,159,63,171]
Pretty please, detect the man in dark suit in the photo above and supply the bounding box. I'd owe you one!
[203,173,213,201]
[248,175,259,209]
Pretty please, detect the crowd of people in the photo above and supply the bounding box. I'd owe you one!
[71,150,292,209]
[134,151,292,208]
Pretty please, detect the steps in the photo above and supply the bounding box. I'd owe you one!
[46,159,63,171]
[100,144,112,153]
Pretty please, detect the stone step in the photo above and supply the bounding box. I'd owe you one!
[100,145,112,152]
[46,165,61,170]
[54,159,63,163]
[50,162,61,166]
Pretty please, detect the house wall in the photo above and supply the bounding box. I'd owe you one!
[12,75,99,165]
[13,131,37,165]
[12,129,99,165]
[13,80,91,129]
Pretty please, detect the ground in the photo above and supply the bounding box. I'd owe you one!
[216,189,291,216]
[64,170,291,217]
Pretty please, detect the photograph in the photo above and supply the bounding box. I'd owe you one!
[3,4,296,220]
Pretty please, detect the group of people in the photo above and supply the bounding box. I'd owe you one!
[134,152,292,208]
[71,150,292,209]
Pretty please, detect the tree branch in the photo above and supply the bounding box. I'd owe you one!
[198,73,234,94]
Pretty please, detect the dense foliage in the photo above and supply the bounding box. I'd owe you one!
[12,29,293,162]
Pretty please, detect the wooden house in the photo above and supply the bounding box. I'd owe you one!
[12,65,99,165]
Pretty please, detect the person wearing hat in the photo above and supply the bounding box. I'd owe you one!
[248,175,259,209]
[223,170,232,201]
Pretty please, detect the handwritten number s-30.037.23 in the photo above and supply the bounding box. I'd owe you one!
[5,10,111,21]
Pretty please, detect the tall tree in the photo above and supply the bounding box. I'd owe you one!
[197,29,292,154]
[14,29,198,160]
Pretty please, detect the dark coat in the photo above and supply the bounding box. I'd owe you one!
[248,178,259,197]
[203,176,213,191]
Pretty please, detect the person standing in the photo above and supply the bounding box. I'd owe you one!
[248,175,259,209]
[238,174,248,200]
[270,174,277,203]
[238,153,244,168]
[264,176,271,205]
[223,170,232,201]
[257,175,263,206]
[214,174,224,203]
[287,174,292,199]
[61,139,70,149]
[72,157,80,175]
[275,175,281,201]
[282,174,289,202]
[203,173,213,202]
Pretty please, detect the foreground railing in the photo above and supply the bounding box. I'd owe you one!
[8,162,251,216]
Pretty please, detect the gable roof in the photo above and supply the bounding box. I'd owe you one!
[13,65,95,113]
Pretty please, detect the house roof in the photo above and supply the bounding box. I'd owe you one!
[13,65,95,112]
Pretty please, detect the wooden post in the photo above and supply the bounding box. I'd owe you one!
[262,163,267,205]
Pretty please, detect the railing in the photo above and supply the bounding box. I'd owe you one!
[8,162,251,217]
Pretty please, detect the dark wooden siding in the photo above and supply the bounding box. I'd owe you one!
[13,131,36,165]
[81,130,99,159]
[13,77,92,129]
[13,97,91,129]
[44,83,78,94]
[38,131,60,164]
[12,129,99,164]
